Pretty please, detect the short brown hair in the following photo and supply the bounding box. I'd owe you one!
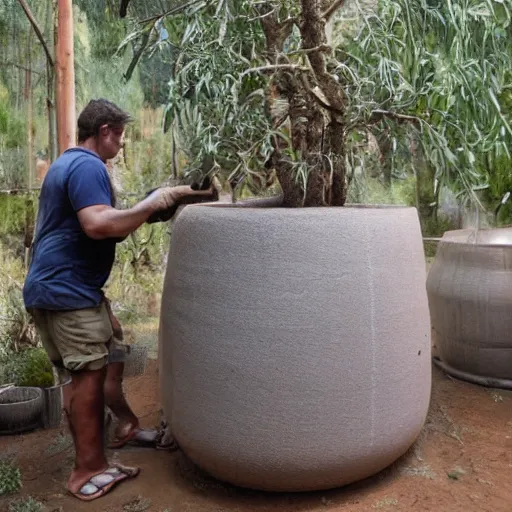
[77,99,133,142]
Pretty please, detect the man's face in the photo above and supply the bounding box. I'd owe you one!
[98,124,125,161]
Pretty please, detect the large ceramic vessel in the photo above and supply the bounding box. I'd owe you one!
[427,227,512,388]
[159,204,431,491]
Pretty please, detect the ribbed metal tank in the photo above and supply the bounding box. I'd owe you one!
[427,227,512,388]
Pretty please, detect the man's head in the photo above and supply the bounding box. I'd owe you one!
[77,99,132,161]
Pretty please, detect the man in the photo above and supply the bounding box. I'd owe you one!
[23,99,214,502]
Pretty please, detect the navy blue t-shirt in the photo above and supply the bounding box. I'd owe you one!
[23,148,117,310]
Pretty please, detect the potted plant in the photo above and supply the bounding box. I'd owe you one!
[0,281,61,432]
[147,0,431,492]
[122,0,511,492]
[0,347,68,430]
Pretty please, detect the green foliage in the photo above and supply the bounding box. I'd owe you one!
[0,107,26,150]
[44,433,73,456]
[122,110,174,188]
[0,461,22,496]
[342,0,512,206]
[118,0,512,211]
[75,56,145,114]
[74,0,172,106]
[482,149,512,224]
[0,196,29,235]
[348,175,416,206]
[0,349,54,388]
[0,284,33,355]
[0,246,38,357]
[422,214,457,239]
[121,1,273,190]
[0,84,28,188]
[0,149,27,190]
[107,222,168,320]
[8,497,43,512]
[74,6,145,114]
[161,0,271,185]
[90,13,126,60]
[101,109,172,318]
[0,0,49,167]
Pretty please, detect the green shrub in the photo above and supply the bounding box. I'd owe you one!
[0,348,54,388]
[348,175,417,207]
[8,497,44,512]
[0,461,22,496]
[0,196,29,236]
[422,214,457,239]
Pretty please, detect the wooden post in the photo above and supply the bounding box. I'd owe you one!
[24,32,34,189]
[47,0,58,162]
[25,32,34,269]
[55,0,76,154]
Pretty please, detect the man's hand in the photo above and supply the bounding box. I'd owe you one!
[77,184,217,240]
[145,183,218,224]
[146,184,216,212]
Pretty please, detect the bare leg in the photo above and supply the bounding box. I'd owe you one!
[104,362,139,439]
[66,368,109,492]
[62,380,76,445]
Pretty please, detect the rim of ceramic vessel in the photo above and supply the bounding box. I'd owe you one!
[193,201,414,211]
[441,227,512,248]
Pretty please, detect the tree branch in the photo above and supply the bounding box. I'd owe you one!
[138,0,205,24]
[241,64,309,77]
[323,0,347,21]
[120,0,131,18]
[287,44,331,56]
[0,61,43,74]
[346,109,423,133]
[369,109,422,126]
[258,3,296,55]
[16,0,54,67]
[300,0,345,112]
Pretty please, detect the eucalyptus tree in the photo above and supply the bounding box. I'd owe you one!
[123,0,512,211]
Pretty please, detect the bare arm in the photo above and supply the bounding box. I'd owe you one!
[77,198,155,240]
[77,185,214,240]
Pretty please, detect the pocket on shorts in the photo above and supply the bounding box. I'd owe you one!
[49,305,113,371]
[52,304,114,346]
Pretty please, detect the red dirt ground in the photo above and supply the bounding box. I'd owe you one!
[1,359,512,512]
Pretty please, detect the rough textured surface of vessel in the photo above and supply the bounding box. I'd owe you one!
[160,204,431,491]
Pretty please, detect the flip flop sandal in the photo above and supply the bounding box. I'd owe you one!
[69,464,139,502]
[155,428,179,452]
[156,438,179,451]
[108,428,158,449]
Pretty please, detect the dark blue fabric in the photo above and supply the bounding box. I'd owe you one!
[23,148,117,310]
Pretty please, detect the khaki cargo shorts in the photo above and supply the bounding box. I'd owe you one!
[30,301,127,372]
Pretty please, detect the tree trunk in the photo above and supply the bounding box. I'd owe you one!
[56,0,76,154]
[377,130,393,186]
[47,0,58,162]
[25,33,34,190]
[411,137,436,233]
[260,1,347,207]
[25,33,35,269]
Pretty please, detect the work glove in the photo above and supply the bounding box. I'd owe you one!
[146,177,219,224]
